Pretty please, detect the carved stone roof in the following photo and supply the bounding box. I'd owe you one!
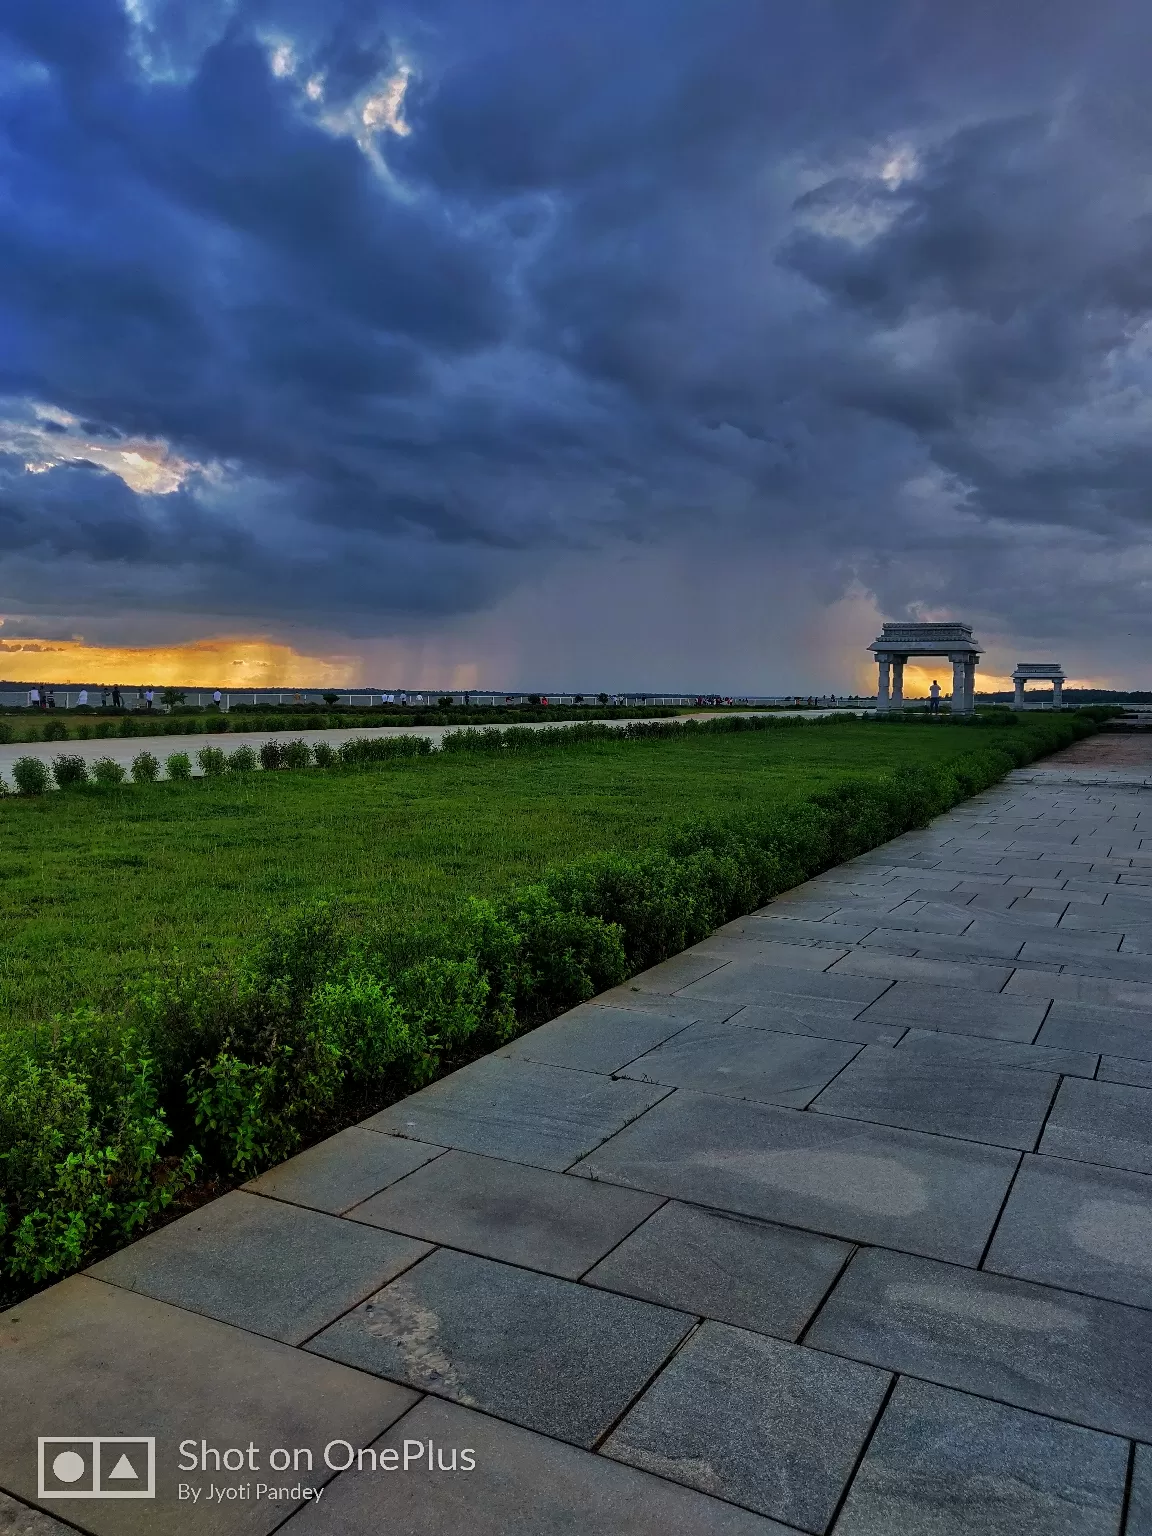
[1013,662,1065,679]
[869,622,981,656]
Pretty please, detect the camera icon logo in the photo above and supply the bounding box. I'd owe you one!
[38,1438,156,1500]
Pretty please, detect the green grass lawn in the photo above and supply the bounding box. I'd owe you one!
[0,719,1028,1026]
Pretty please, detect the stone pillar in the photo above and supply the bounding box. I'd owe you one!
[964,659,976,715]
[1053,678,1063,710]
[891,657,905,712]
[950,655,967,714]
[877,657,891,713]
[1014,677,1025,710]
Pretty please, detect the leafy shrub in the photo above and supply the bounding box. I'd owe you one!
[51,754,89,789]
[322,692,340,705]
[312,741,336,767]
[165,752,192,781]
[281,738,311,770]
[130,751,160,784]
[92,757,127,786]
[197,746,227,777]
[0,1016,198,1282]
[437,696,454,709]
[0,721,11,744]
[43,720,69,741]
[226,746,257,774]
[259,740,283,771]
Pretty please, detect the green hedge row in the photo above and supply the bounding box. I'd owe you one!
[0,712,1094,1293]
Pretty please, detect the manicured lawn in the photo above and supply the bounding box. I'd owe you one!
[0,719,1020,1025]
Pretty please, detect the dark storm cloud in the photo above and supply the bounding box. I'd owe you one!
[1,0,1151,649]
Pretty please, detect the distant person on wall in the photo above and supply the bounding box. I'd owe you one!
[111,686,122,709]
[100,690,108,708]
[28,686,39,708]
[47,690,57,709]
[78,688,88,706]
[212,689,222,708]
[929,679,941,716]
[144,688,154,710]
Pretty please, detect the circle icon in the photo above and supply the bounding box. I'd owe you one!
[52,1451,86,1484]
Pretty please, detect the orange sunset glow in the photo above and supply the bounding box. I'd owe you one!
[0,635,359,687]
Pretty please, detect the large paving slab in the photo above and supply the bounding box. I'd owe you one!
[832,1377,1128,1536]
[362,1054,670,1170]
[243,1126,445,1214]
[572,1089,1019,1263]
[719,996,907,1046]
[306,1247,694,1447]
[984,1153,1152,1307]
[807,1246,1152,1439]
[497,998,719,1073]
[603,1321,890,1531]
[347,1149,662,1278]
[852,981,1047,1042]
[583,1200,852,1339]
[618,1019,861,1108]
[809,1044,1058,1150]
[88,1190,432,1344]
[284,1396,791,1534]
[1038,1076,1152,1174]
[0,1276,417,1535]
[1037,1000,1152,1060]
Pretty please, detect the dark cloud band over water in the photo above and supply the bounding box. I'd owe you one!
[1,0,1150,684]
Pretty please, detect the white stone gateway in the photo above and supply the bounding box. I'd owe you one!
[868,622,982,715]
[1013,662,1065,711]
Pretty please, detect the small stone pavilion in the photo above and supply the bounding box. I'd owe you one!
[868,622,982,714]
[1013,662,1065,710]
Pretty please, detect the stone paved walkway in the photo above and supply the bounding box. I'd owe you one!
[5,735,1152,1535]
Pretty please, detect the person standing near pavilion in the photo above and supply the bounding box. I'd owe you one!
[929,679,941,716]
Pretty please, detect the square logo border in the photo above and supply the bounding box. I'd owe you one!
[38,1437,156,1500]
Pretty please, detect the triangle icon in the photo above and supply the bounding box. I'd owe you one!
[108,1454,138,1480]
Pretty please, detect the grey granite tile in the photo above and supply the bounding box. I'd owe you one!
[727,998,906,1046]
[572,1090,1018,1264]
[604,1321,889,1531]
[862,906,975,936]
[1020,944,1152,982]
[347,1149,661,1278]
[739,916,879,944]
[88,1190,431,1344]
[833,1377,1128,1536]
[1039,1077,1152,1174]
[828,950,1015,991]
[1022,930,1123,956]
[362,1055,671,1171]
[855,981,1047,1043]
[584,1200,852,1340]
[244,1126,445,1214]
[860,928,1026,964]
[498,1001,700,1073]
[307,1247,693,1447]
[285,1396,791,1535]
[694,936,850,967]
[1007,969,1152,1009]
[1126,1443,1152,1536]
[1098,1054,1152,1088]
[806,1246,1152,1439]
[894,1026,1096,1078]
[0,1276,416,1536]
[0,1493,75,1536]
[985,1153,1152,1307]
[677,961,891,1008]
[1038,1001,1152,1061]
[810,1044,1058,1151]
[618,1020,860,1108]
[616,951,733,995]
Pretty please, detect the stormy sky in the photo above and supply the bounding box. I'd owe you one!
[1,0,1150,689]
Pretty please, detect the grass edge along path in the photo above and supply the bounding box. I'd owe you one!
[0,711,1096,1294]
